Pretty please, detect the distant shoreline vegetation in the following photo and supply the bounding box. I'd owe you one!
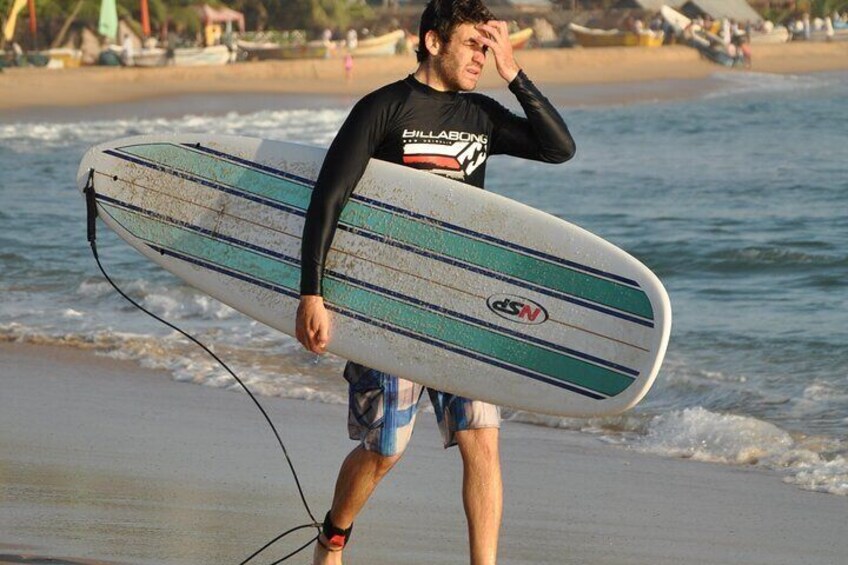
[2,0,845,51]
[0,0,382,48]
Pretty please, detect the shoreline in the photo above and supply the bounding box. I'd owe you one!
[2,43,847,116]
[2,340,847,565]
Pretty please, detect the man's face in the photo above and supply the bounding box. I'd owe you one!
[431,22,488,92]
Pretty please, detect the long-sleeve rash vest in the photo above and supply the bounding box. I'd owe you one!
[300,70,576,296]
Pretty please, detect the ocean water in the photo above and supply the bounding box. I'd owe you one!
[1,71,846,495]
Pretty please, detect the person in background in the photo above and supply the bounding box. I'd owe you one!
[121,34,134,67]
[739,36,752,69]
[343,52,354,83]
[323,27,334,59]
[346,28,358,50]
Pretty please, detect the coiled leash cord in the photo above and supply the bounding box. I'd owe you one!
[84,170,320,565]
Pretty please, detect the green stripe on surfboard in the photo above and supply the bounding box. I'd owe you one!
[122,143,313,209]
[119,143,653,320]
[101,202,635,397]
[325,281,633,397]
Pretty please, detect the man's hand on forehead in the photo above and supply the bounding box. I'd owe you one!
[472,20,521,83]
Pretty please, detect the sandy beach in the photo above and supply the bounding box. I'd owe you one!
[2,43,848,115]
[2,341,847,565]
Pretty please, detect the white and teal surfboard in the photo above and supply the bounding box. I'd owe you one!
[77,134,671,417]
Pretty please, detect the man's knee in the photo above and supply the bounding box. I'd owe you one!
[360,446,403,479]
[455,427,500,463]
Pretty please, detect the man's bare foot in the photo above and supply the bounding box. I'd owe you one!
[311,532,344,565]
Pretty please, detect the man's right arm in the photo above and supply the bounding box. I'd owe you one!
[297,91,392,353]
[300,94,391,296]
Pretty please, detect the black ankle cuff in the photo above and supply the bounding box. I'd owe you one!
[321,511,353,549]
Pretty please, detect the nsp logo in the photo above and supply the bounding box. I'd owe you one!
[486,294,549,325]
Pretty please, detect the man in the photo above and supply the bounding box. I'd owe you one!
[296,1,575,563]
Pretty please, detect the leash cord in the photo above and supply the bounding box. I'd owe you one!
[84,170,320,564]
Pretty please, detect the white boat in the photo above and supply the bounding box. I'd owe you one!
[660,7,736,67]
[750,27,790,44]
[104,45,167,67]
[351,30,405,57]
[133,48,168,67]
[238,29,406,60]
[173,45,231,66]
[662,6,788,45]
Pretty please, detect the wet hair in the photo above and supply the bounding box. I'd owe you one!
[416,0,496,63]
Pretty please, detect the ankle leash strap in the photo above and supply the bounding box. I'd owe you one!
[321,511,353,549]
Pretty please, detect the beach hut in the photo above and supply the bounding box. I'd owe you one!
[196,4,246,46]
[680,0,762,23]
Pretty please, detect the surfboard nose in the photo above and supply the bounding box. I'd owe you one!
[77,145,101,194]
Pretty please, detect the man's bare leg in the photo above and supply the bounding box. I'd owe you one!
[456,427,503,565]
[312,445,401,565]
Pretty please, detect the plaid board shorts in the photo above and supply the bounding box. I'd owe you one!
[343,361,501,456]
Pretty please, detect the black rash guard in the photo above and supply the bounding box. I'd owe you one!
[300,70,576,296]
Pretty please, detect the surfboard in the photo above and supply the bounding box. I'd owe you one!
[77,134,671,418]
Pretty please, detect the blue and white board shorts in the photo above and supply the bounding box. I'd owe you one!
[343,362,501,456]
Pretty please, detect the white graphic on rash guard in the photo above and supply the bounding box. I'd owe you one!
[402,129,488,180]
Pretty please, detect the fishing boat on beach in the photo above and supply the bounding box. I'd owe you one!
[234,40,275,62]
[237,39,332,61]
[568,23,664,48]
[173,44,230,66]
[131,48,168,67]
[660,6,788,45]
[41,48,83,68]
[351,29,405,56]
[659,7,736,67]
[751,26,790,44]
[238,29,406,61]
[509,28,534,49]
[104,44,230,67]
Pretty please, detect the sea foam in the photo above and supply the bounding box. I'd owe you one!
[631,407,848,495]
[0,108,348,152]
[705,71,836,99]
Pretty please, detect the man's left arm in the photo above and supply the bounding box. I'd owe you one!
[475,21,576,163]
[498,71,576,163]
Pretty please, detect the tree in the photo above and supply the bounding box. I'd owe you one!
[228,0,271,31]
[0,0,383,47]
[285,0,373,31]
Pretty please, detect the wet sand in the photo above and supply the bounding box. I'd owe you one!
[2,341,847,565]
